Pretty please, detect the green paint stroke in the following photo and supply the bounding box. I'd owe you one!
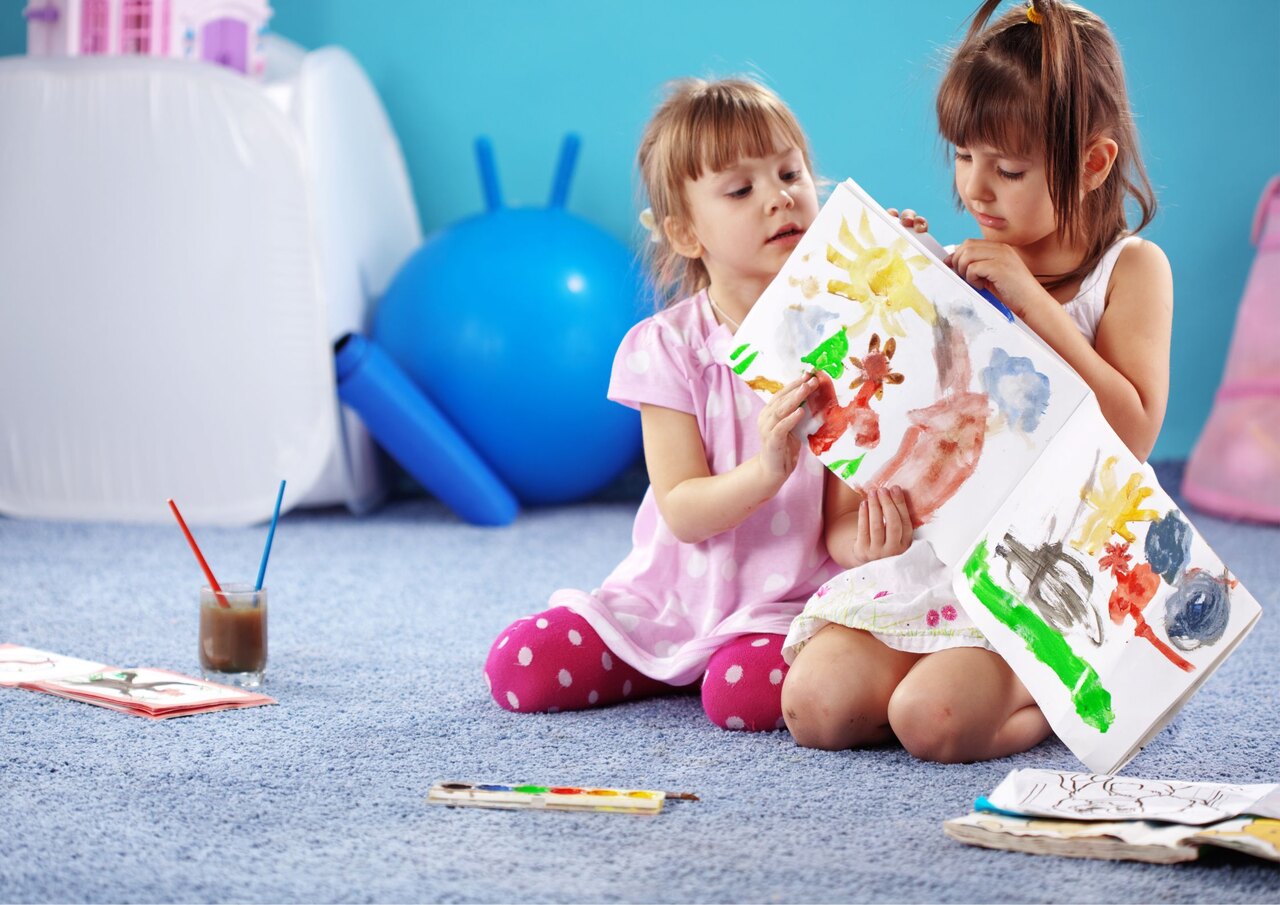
[829,454,865,479]
[801,329,848,379]
[962,540,1114,732]
[730,343,758,374]
[732,350,758,375]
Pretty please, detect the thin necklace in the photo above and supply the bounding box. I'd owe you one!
[706,291,741,330]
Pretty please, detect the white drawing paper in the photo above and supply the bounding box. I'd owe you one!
[0,643,108,687]
[982,769,1280,825]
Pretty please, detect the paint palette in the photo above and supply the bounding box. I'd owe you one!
[427,781,696,815]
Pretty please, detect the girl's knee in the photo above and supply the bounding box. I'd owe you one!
[887,683,977,763]
[887,648,1033,763]
[780,655,885,751]
[483,621,557,713]
[483,607,604,714]
[779,686,826,748]
[700,634,787,732]
[891,698,1048,763]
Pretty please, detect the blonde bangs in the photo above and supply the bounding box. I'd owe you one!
[673,97,809,183]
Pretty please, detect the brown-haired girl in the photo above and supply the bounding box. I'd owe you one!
[485,78,843,731]
[783,0,1173,763]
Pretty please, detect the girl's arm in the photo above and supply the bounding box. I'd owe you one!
[823,473,914,569]
[641,373,817,544]
[1085,241,1173,460]
[951,239,1173,460]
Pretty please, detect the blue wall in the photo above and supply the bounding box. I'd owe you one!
[4,1,1277,458]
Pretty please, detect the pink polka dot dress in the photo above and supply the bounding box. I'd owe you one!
[548,290,841,686]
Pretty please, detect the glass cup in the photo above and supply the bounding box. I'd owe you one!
[198,583,268,687]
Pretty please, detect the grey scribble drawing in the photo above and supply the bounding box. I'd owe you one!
[995,520,1102,646]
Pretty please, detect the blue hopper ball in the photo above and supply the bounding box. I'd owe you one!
[374,135,644,505]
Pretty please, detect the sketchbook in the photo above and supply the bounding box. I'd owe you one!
[944,769,1280,864]
[724,179,1262,773]
[0,643,274,718]
[945,811,1280,864]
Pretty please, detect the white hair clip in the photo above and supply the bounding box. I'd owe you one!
[639,207,662,243]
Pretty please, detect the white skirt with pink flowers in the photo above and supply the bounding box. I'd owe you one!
[781,542,992,662]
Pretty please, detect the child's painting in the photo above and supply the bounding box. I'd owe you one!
[0,643,107,687]
[26,667,275,718]
[727,179,1089,565]
[729,177,1262,773]
[953,400,1262,773]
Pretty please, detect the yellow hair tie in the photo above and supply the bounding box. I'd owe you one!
[1026,2,1043,25]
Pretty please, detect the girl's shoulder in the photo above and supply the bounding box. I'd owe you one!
[623,291,713,349]
[1107,236,1172,306]
[1113,236,1170,277]
[609,291,716,413]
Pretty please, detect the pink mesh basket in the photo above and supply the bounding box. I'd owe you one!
[1183,175,1280,523]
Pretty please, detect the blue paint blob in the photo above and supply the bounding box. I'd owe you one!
[780,304,841,363]
[477,784,511,791]
[1165,571,1231,651]
[980,348,1051,433]
[1145,510,1193,585]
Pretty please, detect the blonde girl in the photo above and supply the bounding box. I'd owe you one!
[485,78,841,731]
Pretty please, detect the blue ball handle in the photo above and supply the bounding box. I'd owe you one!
[334,333,519,526]
[548,133,580,209]
[474,137,504,212]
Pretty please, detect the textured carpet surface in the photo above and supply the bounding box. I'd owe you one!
[1,462,1277,903]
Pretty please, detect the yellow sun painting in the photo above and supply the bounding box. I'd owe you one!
[1071,456,1161,556]
[825,211,937,337]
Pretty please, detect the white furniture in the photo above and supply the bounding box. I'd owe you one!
[0,36,422,524]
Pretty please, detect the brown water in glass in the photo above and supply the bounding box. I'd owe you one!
[199,602,267,674]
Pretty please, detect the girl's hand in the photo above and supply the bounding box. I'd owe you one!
[757,371,818,485]
[946,239,1047,318]
[886,208,929,233]
[849,485,914,563]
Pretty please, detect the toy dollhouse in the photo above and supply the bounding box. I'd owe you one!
[23,0,272,76]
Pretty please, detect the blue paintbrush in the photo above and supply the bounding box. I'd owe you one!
[254,479,286,591]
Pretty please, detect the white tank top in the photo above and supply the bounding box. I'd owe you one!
[1060,235,1141,346]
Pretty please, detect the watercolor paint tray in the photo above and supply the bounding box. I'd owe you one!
[427,781,696,814]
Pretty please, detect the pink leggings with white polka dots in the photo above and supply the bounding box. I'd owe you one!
[484,606,790,731]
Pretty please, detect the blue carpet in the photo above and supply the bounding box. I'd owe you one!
[1,461,1277,903]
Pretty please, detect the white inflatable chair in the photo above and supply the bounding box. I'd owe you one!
[0,36,421,524]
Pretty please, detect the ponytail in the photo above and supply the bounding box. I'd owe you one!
[1033,0,1089,245]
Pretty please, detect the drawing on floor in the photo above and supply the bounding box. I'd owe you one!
[981,768,1280,826]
